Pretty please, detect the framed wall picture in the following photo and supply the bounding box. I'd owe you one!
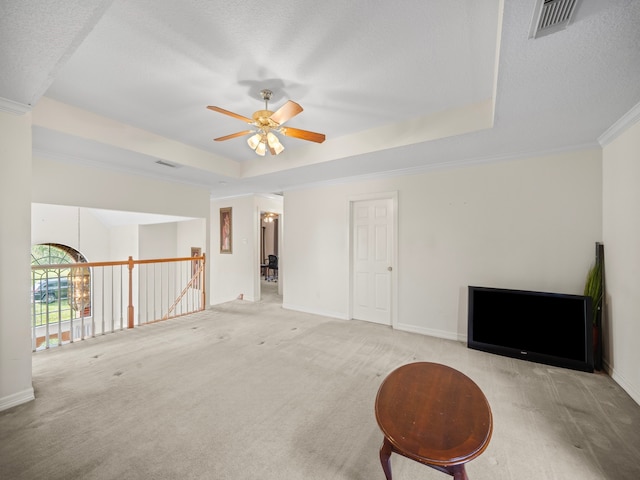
[220,207,232,254]
[191,247,202,288]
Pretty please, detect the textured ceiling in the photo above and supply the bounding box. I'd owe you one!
[2,0,640,200]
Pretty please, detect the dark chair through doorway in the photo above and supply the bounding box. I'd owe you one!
[266,255,278,282]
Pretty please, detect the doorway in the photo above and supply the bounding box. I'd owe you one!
[259,211,281,301]
[350,194,397,325]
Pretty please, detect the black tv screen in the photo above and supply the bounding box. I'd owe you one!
[468,286,594,372]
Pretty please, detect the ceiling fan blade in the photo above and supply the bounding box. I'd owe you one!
[207,106,254,124]
[281,127,326,143]
[214,130,253,141]
[270,100,303,125]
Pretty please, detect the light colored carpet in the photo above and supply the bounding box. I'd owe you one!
[1,281,639,479]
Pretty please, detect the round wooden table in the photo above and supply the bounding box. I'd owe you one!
[375,362,493,480]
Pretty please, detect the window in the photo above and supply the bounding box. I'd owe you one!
[31,244,91,349]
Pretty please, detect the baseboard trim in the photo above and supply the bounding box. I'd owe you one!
[0,387,35,412]
[282,303,349,320]
[395,322,462,342]
[209,295,244,306]
[606,362,640,407]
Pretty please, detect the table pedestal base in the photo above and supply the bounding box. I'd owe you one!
[379,438,469,480]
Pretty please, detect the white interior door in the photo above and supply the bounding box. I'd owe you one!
[351,198,393,325]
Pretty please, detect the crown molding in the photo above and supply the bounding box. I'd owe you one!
[0,97,31,115]
[598,101,640,147]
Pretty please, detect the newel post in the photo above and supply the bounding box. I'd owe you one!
[127,256,135,329]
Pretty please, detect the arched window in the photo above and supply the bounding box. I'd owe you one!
[31,243,86,267]
[31,244,91,349]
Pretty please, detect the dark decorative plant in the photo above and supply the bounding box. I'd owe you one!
[583,261,603,325]
[584,260,604,371]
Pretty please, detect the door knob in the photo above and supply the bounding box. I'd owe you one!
[387,266,392,271]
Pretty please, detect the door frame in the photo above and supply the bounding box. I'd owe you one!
[256,207,283,301]
[348,191,398,328]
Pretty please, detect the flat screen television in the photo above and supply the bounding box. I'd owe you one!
[467,286,594,372]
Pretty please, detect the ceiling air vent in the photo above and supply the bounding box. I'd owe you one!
[529,0,580,39]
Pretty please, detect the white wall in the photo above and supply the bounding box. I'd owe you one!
[284,186,351,319]
[1,156,210,411]
[602,116,640,405]
[32,205,203,262]
[32,156,211,219]
[110,225,139,261]
[0,111,34,411]
[177,219,207,259]
[210,195,283,304]
[284,149,603,340]
[139,223,178,259]
[32,204,111,261]
[210,196,257,303]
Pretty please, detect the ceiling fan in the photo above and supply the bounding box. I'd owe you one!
[207,89,326,156]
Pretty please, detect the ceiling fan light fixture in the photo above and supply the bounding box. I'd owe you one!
[266,131,285,155]
[272,140,284,155]
[247,133,262,150]
[266,131,278,146]
[208,89,325,157]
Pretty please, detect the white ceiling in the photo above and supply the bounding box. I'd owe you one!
[2,0,640,200]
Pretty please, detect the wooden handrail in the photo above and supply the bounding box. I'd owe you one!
[32,255,205,271]
[32,255,207,331]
